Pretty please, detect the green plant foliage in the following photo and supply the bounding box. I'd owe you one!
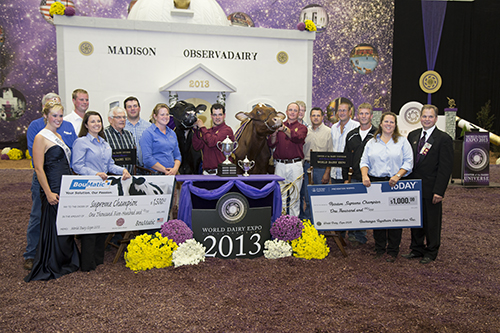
[477,100,494,133]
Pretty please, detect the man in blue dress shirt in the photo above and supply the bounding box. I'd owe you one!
[124,96,150,167]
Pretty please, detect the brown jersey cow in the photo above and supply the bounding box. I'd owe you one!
[232,104,286,174]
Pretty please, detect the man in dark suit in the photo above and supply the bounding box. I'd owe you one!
[403,104,454,264]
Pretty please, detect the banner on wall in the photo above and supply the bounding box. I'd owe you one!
[56,175,175,235]
[463,132,489,186]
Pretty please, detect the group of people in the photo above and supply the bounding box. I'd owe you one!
[22,89,235,281]
[22,91,453,282]
[279,99,453,265]
[24,91,133,281]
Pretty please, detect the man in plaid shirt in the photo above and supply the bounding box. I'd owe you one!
[104,106,136,174]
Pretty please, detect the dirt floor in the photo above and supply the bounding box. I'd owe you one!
[1,166,499,332]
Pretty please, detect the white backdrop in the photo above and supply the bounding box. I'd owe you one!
[55,16,315,131]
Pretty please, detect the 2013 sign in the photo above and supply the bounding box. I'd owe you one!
[189,80,210,88]
[191,207,272,259]
[204,233,262,258]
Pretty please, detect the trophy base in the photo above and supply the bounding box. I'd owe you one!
[218,163,238,177]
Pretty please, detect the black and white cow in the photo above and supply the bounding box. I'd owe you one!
[108,176,172,196]
[169,101,207,175]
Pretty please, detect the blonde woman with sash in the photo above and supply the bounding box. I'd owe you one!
[25,102,80,282]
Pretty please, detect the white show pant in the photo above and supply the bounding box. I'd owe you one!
[275,161,303,217]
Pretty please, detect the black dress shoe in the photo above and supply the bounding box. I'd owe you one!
[23,258,34,270]
[419,257,434,264]
[386,256,397,263]
[402,253,423,259]
[350,240,362,247]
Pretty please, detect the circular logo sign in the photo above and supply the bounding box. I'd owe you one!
[467,147,489,171]
[399,101,424,127]
[276,51,288,64]
[419,70,442,94]
[404,107,421,125]
[79,41,94,56]
[216,193,249,224]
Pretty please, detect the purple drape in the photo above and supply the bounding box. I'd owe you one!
[422,0,447,104]
[178,180,282,228]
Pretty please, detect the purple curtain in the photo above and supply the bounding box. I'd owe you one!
[422,0,447,104]
[178,180,282,228]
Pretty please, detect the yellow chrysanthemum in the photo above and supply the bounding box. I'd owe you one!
[125,232,178,272]
[304,20,317,32]
[49,2,66,16]
[290,220,329,259]
[7,148,23,160]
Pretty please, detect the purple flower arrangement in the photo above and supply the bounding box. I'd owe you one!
[270,215,304,241]
[65,7,75,16]
[160,219,193,245]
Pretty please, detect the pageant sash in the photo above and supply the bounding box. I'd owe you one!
[40,128,72,164]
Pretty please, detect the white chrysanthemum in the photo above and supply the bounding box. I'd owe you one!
[263,239,293,259]
[173,238,206,267]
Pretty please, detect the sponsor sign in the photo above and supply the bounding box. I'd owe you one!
[56,175,175,235]
[308,180,422,231]
[463,132,489,186]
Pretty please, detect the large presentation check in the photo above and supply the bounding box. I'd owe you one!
[56,175,175,235]
[308,180,422,231]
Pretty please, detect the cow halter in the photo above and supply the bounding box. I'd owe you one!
[172,111,196,129]
[263,111,279,132]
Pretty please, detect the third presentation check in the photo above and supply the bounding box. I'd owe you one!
[308,180,422,231]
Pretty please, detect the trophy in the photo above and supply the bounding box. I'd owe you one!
[238,156,255,177]
[216,136,238,176]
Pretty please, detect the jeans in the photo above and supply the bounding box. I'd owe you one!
[299,161,327,221]
[23,172,42,259]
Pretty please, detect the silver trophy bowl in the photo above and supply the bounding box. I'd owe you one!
[217,136,238,165]
[238,156,255,176]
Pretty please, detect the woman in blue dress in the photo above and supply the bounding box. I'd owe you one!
[25,102,80,282]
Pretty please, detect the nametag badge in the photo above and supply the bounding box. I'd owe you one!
[420,142,432,156]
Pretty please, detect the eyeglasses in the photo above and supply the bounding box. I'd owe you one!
[113,116,127,119]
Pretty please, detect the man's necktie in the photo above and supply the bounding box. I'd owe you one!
[416,131,427,163]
